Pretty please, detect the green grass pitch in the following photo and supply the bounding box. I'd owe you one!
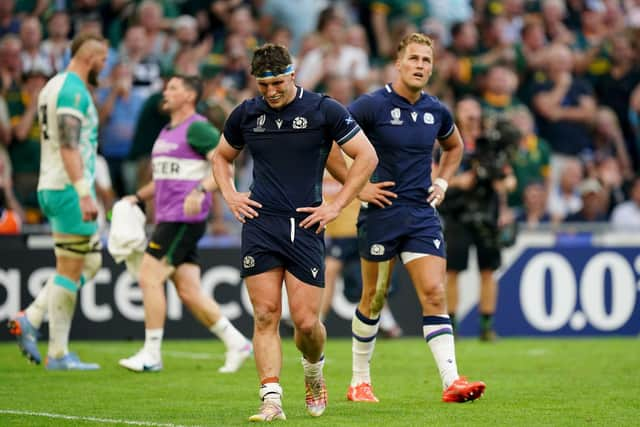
[1,337,639,426]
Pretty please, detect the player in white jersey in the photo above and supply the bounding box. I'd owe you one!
[7,33,108,370]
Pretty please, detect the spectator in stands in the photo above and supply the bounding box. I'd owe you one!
[41,12,71,74]
[0,86,10,145]
[119,25,162,98]
[259,0,322,55]
[0,34,22,93]
[548,157,584,221]
[480,63,522,127]
[297,6,370,94]
[507,106,552,208]
[541,0,575,44]
[137,0,172,59]
[8,68,48,215]
[19,16,52,77]
[591,107,633,179]
[97,62,146,197]
[0,0,20,38]
[515,181,552,229]
[531,43,597,181]
[369,0,429,60]
[610,175,640,229]
[565,177,609,222]
[594,32,640,170]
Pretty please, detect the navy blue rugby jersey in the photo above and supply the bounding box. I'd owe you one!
[349,84,455,206]
[223,86,360,216]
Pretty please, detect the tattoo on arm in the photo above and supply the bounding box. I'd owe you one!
[58,114,81,148]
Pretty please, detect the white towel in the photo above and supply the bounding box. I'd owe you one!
[108,200,147,276]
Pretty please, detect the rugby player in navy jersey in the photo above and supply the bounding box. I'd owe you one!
[211,43,377,421]
[341,33,486,403]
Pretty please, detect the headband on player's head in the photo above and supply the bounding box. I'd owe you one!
[255,64,295,80]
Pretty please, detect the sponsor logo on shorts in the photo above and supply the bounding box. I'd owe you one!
[243,255,255,268]
[311,267,319,278]
[149,241,161,250]
[370,244,385,256]
[433,239,441,249]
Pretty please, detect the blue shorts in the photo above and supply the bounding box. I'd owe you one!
[241,213,325,287]
[326,237,359,263]
[357,203,445,262]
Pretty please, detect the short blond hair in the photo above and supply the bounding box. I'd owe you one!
[397,33,433,56]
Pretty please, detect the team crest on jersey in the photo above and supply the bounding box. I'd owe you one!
[292,116,307,129]
[253,114,266,132]
[243,255,255,268]
[390,108,403,125]
[370,244,385,256]
[423,112,434,124]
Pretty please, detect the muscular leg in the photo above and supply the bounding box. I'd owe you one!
[118,253,172,369]
[348,258,395,397]
[404,255,459,388]
[285,271,326,362]
[138,253,173,330]
[246,268,284,384]
[47,237,85,359]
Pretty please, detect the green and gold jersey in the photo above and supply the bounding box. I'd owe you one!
[36,71,98,190]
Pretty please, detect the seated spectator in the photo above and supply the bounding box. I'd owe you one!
[548,157,583,221]
[591,107,633,179]
[532,43,597,168]
[610,176,640,229]
[0,34,22,93]
[40,12,71,74]
[0,0,20,38]
[7,68,47,215]
[297,6,370,94]
[515,181,552,229]
[19,16,52,76]
[507,106,551,208]
[564,178,609,222]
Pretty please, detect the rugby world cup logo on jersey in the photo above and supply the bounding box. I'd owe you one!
[253,114,266,132]
[293,116,308,129]
[390,108,403,125]
[424,112,435,124]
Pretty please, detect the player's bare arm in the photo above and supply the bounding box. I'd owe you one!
[298,130,377,233]
[184,156,219,216]
[327,141,396,208]
[429,125,464,208]
[212,136,262,223]
[58,113,98,221]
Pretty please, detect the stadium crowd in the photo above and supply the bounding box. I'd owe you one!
[1,0,640,236]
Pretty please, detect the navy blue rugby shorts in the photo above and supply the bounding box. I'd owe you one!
[241,213,325,287]
[357,203,445,262]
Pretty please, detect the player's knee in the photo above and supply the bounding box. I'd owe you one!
[422,282,446,307]
[253,304,280,331]
[81,251,102,284]
[293,315,318,336]
[176,284,200,308]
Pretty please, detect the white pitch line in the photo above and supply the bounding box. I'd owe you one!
[0,409,199,427]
